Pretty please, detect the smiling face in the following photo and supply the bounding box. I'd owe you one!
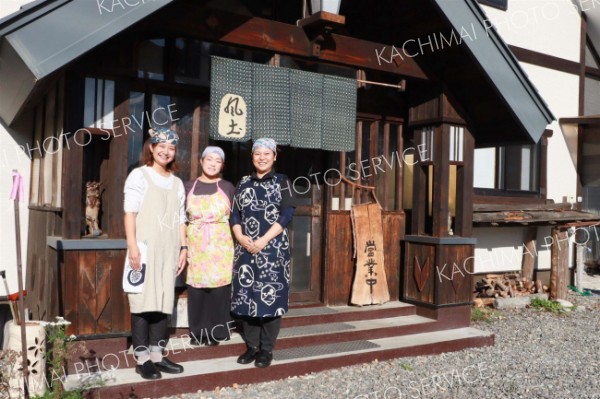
[201,153,224,178]
[252,148,276,177]
[149,142,177,169]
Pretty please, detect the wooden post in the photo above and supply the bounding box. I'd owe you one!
[522,226,537,282]
[576,243,585,292]
[10,170,29,399]
[549,227,569,300]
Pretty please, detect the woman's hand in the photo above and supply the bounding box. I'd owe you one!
[128,243,141,271]
[236,234,255,252]
[177,249,187,276]
[249,236,268,254]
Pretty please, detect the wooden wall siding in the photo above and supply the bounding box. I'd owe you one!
[62,74,85,239]
[27,78,65,208]
[403,242,474,306]
[408,93,466,127]
[324,211,404,306]
[25,209,62,321]
[106,80,130,238]
[61,250,129,336]
[383,212,405,301]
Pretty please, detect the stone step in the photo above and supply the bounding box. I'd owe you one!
[66,327,494,398]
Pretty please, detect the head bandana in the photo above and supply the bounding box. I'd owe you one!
[202,146,225,161]
[149,127,179,145]
[252,138,277,153]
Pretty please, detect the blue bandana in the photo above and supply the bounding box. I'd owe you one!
[252,138,277,153]
[202,146,225,161]
[149,127,179,145]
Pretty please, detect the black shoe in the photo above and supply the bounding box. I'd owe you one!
[237,347,259,364]
[254,350,273,368]
[135,360,161,380]
[154,358,184,374]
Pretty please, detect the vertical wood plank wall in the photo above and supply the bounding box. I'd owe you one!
[61,250,129,336]
[324,211,405,306]
[25,211,62,321]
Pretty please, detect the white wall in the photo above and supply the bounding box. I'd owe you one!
[0,0,33,17]
[474,1,582,273]
[473,226,571,273]
[482,0,581,62]
[523,64,579,203]
[0,1,35,296]
[0,126,32,297]
[481,1,581,203]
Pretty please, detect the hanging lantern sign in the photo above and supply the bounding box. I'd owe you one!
[218,93,248,139]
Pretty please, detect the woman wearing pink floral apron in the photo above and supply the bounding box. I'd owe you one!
[184,146,235,346]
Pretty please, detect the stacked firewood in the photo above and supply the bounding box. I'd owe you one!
[473,273,549,307]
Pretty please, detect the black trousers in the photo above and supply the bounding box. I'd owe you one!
[240,316,281,352]
[187,284,233,342]
[131,312,168,354]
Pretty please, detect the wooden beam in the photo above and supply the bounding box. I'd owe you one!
[455,128,473,237]
[432,124,450,236]
[145,5,428,80]
[549,228,569,300]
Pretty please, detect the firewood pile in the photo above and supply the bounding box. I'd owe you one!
[473,273,549,307]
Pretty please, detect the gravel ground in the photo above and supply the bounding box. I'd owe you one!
[160,292,600,399]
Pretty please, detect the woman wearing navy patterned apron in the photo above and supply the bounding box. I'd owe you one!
[230,138,295,368]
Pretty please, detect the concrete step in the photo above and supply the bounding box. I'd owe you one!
[69,302,418,371]
[66,327,494,398]
[282,301,417,327]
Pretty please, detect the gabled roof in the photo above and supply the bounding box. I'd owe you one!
[0,0,174,124]
[433,0,554,144]
[0,0,555,145]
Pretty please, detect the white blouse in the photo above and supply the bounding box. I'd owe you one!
[123,166,186,223]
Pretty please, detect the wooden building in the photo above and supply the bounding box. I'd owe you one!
[0,0,554,395]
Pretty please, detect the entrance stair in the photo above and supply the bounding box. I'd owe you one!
[64,302,494,398]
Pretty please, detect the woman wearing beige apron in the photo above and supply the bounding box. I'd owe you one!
[184,146,235,346]
[124,127,187,380]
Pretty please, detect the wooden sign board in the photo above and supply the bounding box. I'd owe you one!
[218,93,247,139]
[350,202,390,306]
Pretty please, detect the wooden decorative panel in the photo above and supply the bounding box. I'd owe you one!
[436,245,474,305]
[404,241,474,307]
[403,243,435,304]
[61,249,129,336]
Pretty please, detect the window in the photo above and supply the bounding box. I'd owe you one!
[84,77,115,128]
[328,116,403,211]
[137,39,165,80]
[474,143,540,192]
